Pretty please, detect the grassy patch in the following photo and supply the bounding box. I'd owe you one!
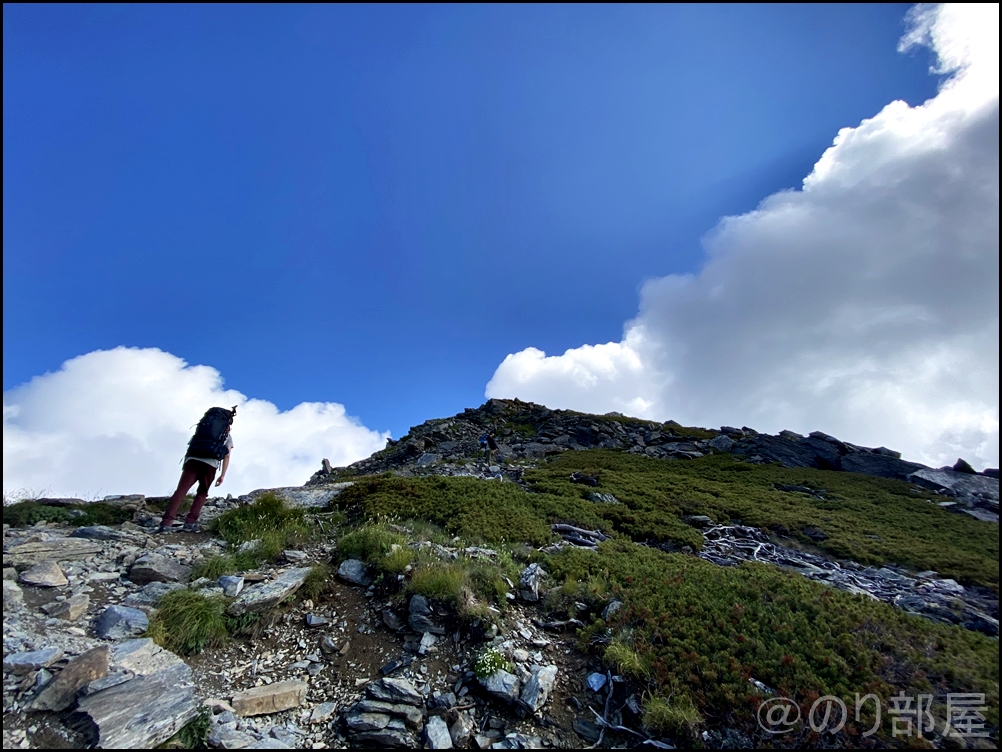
[146,590,228,656]
[337,524,408,563]
[2,501,132,528]
[528,451,999,587]
[301,563,331,601]
[642,693,703,737]
[549,539,999,733]
[210,493,318,562]
[191,550,261,581]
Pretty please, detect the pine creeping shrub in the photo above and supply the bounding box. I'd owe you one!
[146,590,227,657]
[474,647,510,679]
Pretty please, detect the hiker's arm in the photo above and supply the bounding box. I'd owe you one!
[216,451,231,486]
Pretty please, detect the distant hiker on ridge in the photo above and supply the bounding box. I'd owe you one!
[480,428,499,467]
[159,406,236,534]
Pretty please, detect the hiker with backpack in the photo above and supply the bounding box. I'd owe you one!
[159,406,236,534]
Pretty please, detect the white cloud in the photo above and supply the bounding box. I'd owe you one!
[487,3,999,470]
[3,347,389,498]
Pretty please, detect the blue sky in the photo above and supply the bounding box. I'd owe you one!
[4,4,939,432]
[5,4,998,496]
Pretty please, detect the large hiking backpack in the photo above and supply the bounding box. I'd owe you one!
[187,407,233,460]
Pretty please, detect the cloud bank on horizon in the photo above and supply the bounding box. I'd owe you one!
[3,347,388,498]
[487,3,1000,470]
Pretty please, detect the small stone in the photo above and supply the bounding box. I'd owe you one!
[480,670,520,704]
[602,600,623,620]
[520,664,557,711]
[449,712,475,747]
[518,563,545,602]
[586,672,607,692]
[337,559,372,587]
[310,701,336,724]
[304,613,328,628]
[123,581,184,609]
[408,594,445,635]
[366,677,425,706]
[42,593,90,621]
[3,579,24,612]
[20,560,69,588]
[425,715,453,749]
[231,680,308,717]
[319,635,339,655]
[94,605,149,639]
[208,727,259,749]
[228,568,311,615]
[218,575,244,597]
[129,554,191,585]
[283,550,308,563]
[382,609,405,631]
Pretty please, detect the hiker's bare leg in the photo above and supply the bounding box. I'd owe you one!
[161,462,200,527]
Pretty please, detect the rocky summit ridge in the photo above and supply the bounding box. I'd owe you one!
[2,399,999,750]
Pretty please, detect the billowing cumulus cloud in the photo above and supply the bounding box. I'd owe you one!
[488,3,999,470]
[3,347,389,498]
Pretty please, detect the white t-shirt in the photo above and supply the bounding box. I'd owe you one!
[185,434,234,470]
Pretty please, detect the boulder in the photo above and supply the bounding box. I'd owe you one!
[19,560,69,587]
[586,492,621,505]
[354,699,424,728]
[953,458,978,474]
[31,645,110,712]
[338,558,372,586]
[840,452,926,481]
[227,568,311,615]
[94,605,149,639]
[449,712,475,747]
[408,594,445,635]
[129,554,192,585]
[425,715,453,749]
[480,669,520,704]
[708,434,735,452]
[345,711,392,732]
[231,680,308,717]
[76,640,197,749]
[519,664,557,712]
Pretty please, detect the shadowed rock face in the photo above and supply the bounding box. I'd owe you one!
[303,399,997,494]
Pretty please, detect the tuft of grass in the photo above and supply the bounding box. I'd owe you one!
[408,562,467,601]
[191,550,261,581]
[210,493,317,564]
[337,524,407,564]
[605,641,650,679]
[642,693,703,736]
[146,590,227,656]
[300,563,331,601]
[382,545,415,574]
[2,500,132,528]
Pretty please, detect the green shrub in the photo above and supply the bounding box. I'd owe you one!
[408,562,467,601]
[2,501,132,528]
[337,525,407,563]
[147,590,227,656]
[191,550,261,580]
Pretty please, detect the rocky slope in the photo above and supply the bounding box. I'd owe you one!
[3,399,998,749]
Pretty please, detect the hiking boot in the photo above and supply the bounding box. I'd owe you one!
[157,524,177,535]
[182,521,202,534]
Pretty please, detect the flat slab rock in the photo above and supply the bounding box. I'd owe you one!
[228,567,312,615]
[76,639,197,749]
[231,680,308,717]
[32,645,110,712]
[5,537,102,566]
[19,560,69,587]
[95,604,149,639]
[241,484,354,509]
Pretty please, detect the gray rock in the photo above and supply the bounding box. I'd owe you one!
[367,677,426,707]
[31,645,110,712]
[304,613,328,628]
[208,726,259,749]
[129,554,192,585]
[94,605,149,639]
[19,560,69,587]
[708,434,735,452]
[602,599,623,620]
[355,699,424,728]
[345,710,392,732]
[42,593,89,621]
[518,563,545,602]
[241,484,353,509]
[218,575,245,597]
[686,515,714,529]
[586,492,621,505]
[228,568,311,615]
[283,549,308,563]
[425,715,453,748]
[408,594,445,635]
[70,525,133,541]
[840,452,927,481]
[519,664,557,711]
[586,672,607,692]
[480,669,520,704]
[5,538,102,567]
[3,647,64,675]
[76,645,197,749]
[3,579,24,612]
[382,609,405,631]
[338,559,372,587]
[123,581,184,609]
[352,728,417,748]
[953,458,978,474]
[310,701,337,724]
[449,712,475,747]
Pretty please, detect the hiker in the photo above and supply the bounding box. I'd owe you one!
[159,406,236,533]
[481,428,499,466]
